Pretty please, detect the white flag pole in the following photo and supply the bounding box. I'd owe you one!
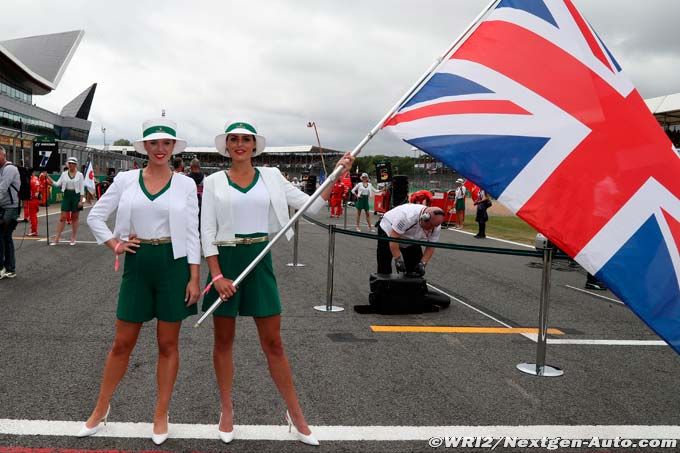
[195,0,501,327]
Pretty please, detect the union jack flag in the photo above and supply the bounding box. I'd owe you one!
[384,0,680,354]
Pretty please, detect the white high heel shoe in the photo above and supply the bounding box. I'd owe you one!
[218,412,234,444]
[77,405,110,437]
[151,414,169,445]
[286,410,319,446]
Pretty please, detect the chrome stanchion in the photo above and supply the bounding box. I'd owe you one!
[517,241,563,377]
[286,212,305,267]
[343,198,348,230]
[315,224,344,312]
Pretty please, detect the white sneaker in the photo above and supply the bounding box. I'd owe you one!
[0,268,6,279]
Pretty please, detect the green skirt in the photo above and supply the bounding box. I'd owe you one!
[202,233,282,318]
[61,190,80,212]
[355,195,370,211]
[455,198,465,211]
[118,243,196,323]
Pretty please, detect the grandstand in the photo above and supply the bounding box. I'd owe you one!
[646,92,680,146]
[91,144,344,177]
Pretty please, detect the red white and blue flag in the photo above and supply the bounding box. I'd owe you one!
[384,0,680,353]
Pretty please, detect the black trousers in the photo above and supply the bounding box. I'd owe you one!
[376,225,423,274]
[476,221,486,237]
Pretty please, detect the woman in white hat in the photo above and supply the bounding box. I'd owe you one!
[82,118,201,445]
[50,157,85,245]
[351,172,381,232]
[201,119,353,445]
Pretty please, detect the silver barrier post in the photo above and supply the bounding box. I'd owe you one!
[314,224,344,312]
[343,198,348,230]
[517,241,563,377]
[286,211,305,267]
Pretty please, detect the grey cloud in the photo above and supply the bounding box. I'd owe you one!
[2,0,679,156]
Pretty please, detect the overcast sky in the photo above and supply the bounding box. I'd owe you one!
[3,0,680,155]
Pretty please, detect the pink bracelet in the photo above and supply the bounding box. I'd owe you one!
[202,273,224,296]
[114,241,124,272]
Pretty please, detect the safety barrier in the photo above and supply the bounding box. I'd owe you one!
[292,213,566,377]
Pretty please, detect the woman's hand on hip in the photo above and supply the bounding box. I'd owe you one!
[185,279,201,306]
[109,235,140,255]
[214,278,237,300]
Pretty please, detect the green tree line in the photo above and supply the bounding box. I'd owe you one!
[353,155,416,177]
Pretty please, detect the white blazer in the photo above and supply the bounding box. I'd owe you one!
[87,169,200,264]
[201,166,326,257]
[55,171,85,195]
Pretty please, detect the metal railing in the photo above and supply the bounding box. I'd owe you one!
[294,213,565,377]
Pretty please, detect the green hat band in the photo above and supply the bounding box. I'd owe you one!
[225,122,257,134]
[143,125,176,138]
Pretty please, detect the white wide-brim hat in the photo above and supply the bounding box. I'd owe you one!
[214,120,266,157]
[67,157,78,165]
[133,118,187,155]
[455,178,464,184]
[361,173,369,178]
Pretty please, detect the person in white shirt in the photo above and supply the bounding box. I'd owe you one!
[82,118,200,445]
[201,119,353,445]
[377,203,445,275]
[351,172,381,232]
[50,157,85,245]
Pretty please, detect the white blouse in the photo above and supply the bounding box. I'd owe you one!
[352,182,380,197]
[130,178,172,239]
[55,171,84,194]
[88,169,200,264]
[200,166,326,258]
[228,171,270,235]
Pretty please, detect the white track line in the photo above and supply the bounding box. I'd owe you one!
[427,283,537,343]
[428,284,667,347]
[546,339,667,346]
[447,228,534,249]
[37,205,93,218]
[564,285,625,305]
[1,419,679,440]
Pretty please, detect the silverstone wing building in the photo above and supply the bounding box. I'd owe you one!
[0,30,97,167]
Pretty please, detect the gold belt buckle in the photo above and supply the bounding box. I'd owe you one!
[241,237,253,245]
[150,238,161,245]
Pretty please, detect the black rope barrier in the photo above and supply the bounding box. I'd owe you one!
[301,214,569,259]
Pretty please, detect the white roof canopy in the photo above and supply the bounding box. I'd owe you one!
[645,92,680,126]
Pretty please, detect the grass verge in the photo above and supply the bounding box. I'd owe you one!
[457,215,537,246]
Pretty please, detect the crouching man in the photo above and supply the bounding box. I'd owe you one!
[376,203,444,276]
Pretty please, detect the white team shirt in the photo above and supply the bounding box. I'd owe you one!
[55,171,84,194]
[455,186,466,200]
[379,203,441,246]
[229,170,270,235]
[352,182,379,197]
[130,176,172,239]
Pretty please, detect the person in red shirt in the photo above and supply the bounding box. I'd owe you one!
[24,168,41,236]
[38,172,51,207]
[409,190,433,206]
[329,179,347,217]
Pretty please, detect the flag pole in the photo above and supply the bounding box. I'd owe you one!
[195,0,501,328]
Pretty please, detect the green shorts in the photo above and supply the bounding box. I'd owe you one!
[118,243,196,323]
[61,190,80,212]
[202,233,281,318]
[355,195,369,211]
[455,198,465,211]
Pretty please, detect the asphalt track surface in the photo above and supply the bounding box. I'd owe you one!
[0,204,679,452]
